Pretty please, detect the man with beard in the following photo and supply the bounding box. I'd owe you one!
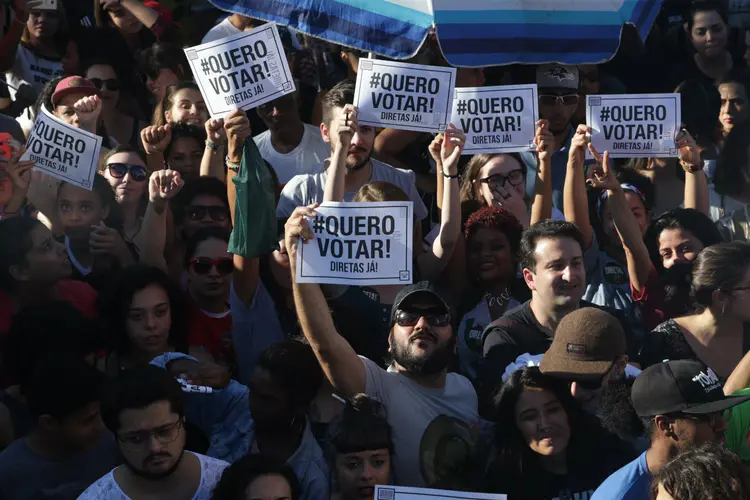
[520,64,586,211]
[539,308,645,449]
[253,90,330,186]
[275,80,427,222]
[285,207,478,488]
[79,364,228,499]
[592,360,750,500]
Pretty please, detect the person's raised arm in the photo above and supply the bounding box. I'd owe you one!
[588,148,651,291]
[201,116,226,181]
[418,124,464,280]
[725,349,750,395]
[286,205,365,396]
[109,0,159,29]
[0,0,26,72]
[530,119,554,226]
[1,144,33,217]
[141,124,170,173]
[323,104,355,203]
[430,134,444,209]
[678,130,709,215]
[563,124,593,248]
[137,169,184,269]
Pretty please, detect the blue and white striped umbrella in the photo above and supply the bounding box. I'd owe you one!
[207,0,663,66]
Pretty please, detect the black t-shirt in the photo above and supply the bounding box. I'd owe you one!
[479,300,631,404]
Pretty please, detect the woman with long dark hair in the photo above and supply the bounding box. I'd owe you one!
[485,367,633,499]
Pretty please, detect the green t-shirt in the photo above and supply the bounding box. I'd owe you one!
[726,388,750,461]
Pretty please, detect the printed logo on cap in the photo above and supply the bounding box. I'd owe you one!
[692,368,721,393]
[546,66,574,82]
[566,343,587,355]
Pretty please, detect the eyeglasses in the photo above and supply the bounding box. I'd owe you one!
[90,78,120,92]
[538,94,579,107]
[186,205,229,222]
[116,419,182,450]
[668,412,724,429]
[478,170,525,189]
[107,163,147,182]
[189,257,234,275]
[395,309,451,327]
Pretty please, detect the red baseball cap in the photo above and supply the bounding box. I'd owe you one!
[51,76,100,107]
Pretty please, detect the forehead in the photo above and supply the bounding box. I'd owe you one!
[130,284,169,308]
[693,11,724,28]
[719,82,746,98]
[658,228,699,248]
[623,191,646,211]
[479,155,523,177]
[86,64,116,79]
[192,237,230,258]
[170,137,202,152]
[173,89,203,104]
[338,449,390,460]
[108,151,145,166]
[190,194,226,207]
[118,401,176,431]
[469,226,510,245]
[534,236,582,261]
[59,183,97,202]
[515,387,559,412]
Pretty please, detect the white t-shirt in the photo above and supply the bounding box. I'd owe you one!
[253,124,331,185]
[202,17,240,43]
[77,452,228,500]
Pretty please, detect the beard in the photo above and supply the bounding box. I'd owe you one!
[391,337,454,375]
[121,448,185,480]
[345,149,372,171]
[598,376,644,443]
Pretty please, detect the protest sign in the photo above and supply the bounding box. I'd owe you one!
[184,23,295,117]
[451,84,538,154]
[21,105,101,190]
[586,93,681,158]
[295,202,413,286]
[354,60,456,133]
[375,485,506,500]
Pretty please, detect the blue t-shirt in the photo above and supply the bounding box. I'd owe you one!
[591,451,650,500]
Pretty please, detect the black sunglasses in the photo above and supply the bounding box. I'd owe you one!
[395,309,451,327]
[186,205,229,222]
[189,257,233,275]
[107,163,147,182]
[90,78,120,91]
[571,374,606,390]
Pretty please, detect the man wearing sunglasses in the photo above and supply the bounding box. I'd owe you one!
[286,206,478,488]
[592,360,750,500]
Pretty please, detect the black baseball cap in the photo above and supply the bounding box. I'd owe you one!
[631,360,750,417]
[390,281,453,325]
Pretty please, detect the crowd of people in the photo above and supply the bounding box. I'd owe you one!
[4,0,750,499]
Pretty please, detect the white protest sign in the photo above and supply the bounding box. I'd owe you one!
[354,60,456,133]
[374,485,506,500]
[184,23,295,118]
[21,105,101,191]
[586,93,681,158]
[295,202,413,286]
[452,84,538,154]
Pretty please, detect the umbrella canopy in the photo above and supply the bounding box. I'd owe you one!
[207,0,663,65]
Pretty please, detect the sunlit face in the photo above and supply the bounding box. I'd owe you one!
[336,449,391,500]
[58,183,108,236]
[467,227,515,284]
[147,69,181,103]
[166,137,202,183]
[165,89,208,127]
[85,64,120,109]
[719,82,748,134]
[102,152,148,205]
[538,90,578,135]
[54,92,92,127]
[658,228,704,269]
[514,387,571,457]
[690,10,728,57]
[12,223,71,285]
[27,10,59,41]
[245,474,294,500]
[181,194,231,238]
[116,401,185,479]
[187,237,232,300]
[125,284,171,356]
[669,412,727,451]
[321,107,376,170]
[388,299,454,376]
[474,155,526,204]
[106,4,141,34]
[523,237,585,309]
[600,191,649,247]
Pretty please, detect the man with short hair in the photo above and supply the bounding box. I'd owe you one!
[79,364,228,499]
[521,64,583,210]
[481,220,634,403]
[592,360,750,500]
[0,356,118,499]
[253,90,330,186]
[276,80,428,221]
[285,205,479,489]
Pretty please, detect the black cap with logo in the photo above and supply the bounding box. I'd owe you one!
[390,281,453,326]
[631,360,750,417]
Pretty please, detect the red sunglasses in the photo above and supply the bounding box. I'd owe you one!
[189,257,233,275]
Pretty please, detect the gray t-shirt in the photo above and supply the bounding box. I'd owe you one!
[276,159,429,221]
[361,357,479,489]
[0,432,119,499]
